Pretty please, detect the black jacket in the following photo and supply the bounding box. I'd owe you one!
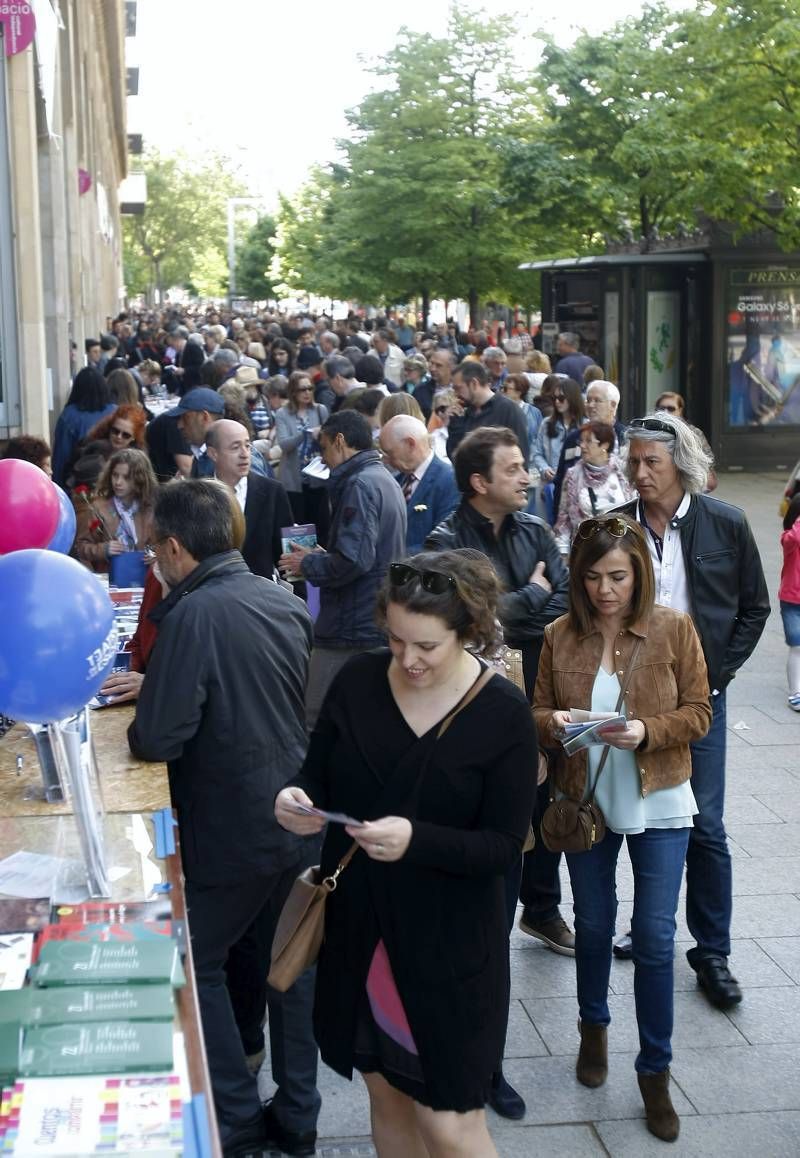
[446,391,530,463]
[616,495,769,692]
[425,502,569,646]
[128,552,314,884]
[242,473,293,579]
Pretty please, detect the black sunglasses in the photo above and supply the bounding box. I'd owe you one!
[576,516,631,541]
[553,393,566,402]
[389,563,456,595]
[629,417,677,435]
[110,426,134,440]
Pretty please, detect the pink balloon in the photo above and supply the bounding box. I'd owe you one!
[0,459,60,554]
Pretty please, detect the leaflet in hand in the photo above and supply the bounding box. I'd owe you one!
[559,712,627,755]
[291,804,364,827]
[280,524,317,582]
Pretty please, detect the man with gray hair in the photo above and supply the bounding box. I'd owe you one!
[554,331,596,384]
[319,331,340,357]
[379,415,459,552]
[325,356,360,411]
[482,345,508,390]
[613,413,769,1011]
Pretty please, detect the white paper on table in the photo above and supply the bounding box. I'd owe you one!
[0,850,66,898]
[0,932,34,989]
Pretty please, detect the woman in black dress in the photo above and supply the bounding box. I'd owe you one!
[276,549,537,1157]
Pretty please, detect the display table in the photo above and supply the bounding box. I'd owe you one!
[0,706,221,1156]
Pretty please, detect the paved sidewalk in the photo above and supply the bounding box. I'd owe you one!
[260,471,800,1156]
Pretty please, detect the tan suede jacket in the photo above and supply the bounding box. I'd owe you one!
[533,606,712,801]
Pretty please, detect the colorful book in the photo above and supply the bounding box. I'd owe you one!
[31,941,179,988]
[0,985,174,1027]
[280,523,317,580]
[0,1074,183,1154]
[0,902,51,936]
[18,1022,174,1078]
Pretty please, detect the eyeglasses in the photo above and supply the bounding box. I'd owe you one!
[435,405,449,415]
[629,417,677,435]
[389,562,456,595]
[553,394,566,402]
[576,516,631,541]
[110,426,134,440]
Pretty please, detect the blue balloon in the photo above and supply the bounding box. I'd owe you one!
[46,484,77,554]
[0,550,117,723]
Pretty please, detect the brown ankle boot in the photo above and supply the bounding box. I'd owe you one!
[637,1069,680,1142]
[576,1020,608,1087]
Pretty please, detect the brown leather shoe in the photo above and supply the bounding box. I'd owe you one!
[638,1069,680,1142]
[518,912,576,956]
[576,1020,608,1088]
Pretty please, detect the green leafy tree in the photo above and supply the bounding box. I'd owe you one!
[235,215,278,301]
[123,151,246,301]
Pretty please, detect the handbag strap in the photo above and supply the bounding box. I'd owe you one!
[332,662,495,882]
[583,636,644,804]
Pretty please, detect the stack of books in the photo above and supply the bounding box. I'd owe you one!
[0,901,189,1155]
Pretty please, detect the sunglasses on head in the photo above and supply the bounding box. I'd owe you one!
[629,417,677,435]
[389,562,456,595]
[110,427,134,440]
[576,516,631,541]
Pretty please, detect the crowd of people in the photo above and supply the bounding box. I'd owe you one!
[2,307,777,1157]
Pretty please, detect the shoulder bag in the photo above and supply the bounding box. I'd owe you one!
[540,638,643,854]
[267,664,496,992]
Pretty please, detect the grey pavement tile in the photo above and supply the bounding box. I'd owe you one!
[596,1110,800,1158]
[488,1120,606,1156]
[671,1044,800,1113]
[726,765,798,796]
[727,986,800,1044]
[726,835,753,859]
[723,794,785,824]
[754,792,800,821]
[730,856,800,895]
[504,998,549,1058]
[501,1051,696,1125]
[260,1058,372,1140]
[510,944,579,999]
[730,893,800,938]
[726,744,800,770]
[725,823,800,857]
[725,706,800,746]
[520,992,745,1056]
[758,936,800,983]
[750,702,800,725]
[610,938,794,995]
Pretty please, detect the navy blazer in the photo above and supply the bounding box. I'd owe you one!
[401,455,461,555]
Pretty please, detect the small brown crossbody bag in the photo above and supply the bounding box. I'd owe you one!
[540,639,643,854]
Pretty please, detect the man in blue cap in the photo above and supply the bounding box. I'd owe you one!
[174,387,226,478]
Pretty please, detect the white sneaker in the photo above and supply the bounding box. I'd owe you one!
[788,694,800,712]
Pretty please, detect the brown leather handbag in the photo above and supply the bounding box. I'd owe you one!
[268,665,496,993]
[540,639,643,855]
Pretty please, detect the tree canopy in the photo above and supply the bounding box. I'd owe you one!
[123,151,245,301]
[235,215,278,302]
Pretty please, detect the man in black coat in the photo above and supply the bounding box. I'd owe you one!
[446,360,530,463]
[169,325,206,395]
[206,419,292,578]
[128,481,320,1158]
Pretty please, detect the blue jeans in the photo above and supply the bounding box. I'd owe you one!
[686,691,731,964]
[567,826,690,1075]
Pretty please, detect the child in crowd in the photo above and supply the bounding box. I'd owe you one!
[780,494,800,710]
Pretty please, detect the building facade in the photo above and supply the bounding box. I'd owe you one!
[0,0,129,443]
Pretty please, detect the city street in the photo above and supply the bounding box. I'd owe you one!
[260,469,800,1156]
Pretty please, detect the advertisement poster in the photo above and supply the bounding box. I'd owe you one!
[645,292,680,407]
[727,268,800,427]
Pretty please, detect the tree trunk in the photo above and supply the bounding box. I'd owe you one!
[421,288,430,332]
[154,259,163,305]
[468,288,479,332]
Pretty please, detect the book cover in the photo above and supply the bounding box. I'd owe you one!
[36,921,173,957]
[280,524,318,582]
[0,985,175,1027]
[560,714,627,756]
[18,1022,174,1078]
[0,1074,183,1154]
[31,941,178,988]
[0,938,33,992]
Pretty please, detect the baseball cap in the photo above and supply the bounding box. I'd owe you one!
[174,388,225,415]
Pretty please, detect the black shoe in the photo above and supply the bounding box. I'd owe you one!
[488,1070,526,1120]
[613,932,633,960]
[691,955,742,1010]
[262,1101,317,1156]
[221,1112,268,1158]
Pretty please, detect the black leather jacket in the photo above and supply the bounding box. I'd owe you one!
[616,495,769,692]
[425,502,569,646]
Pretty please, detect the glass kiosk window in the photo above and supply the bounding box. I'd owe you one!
[726,267,800,428]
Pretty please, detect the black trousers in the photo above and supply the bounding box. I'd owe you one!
[185,859,321,1140]
[517,638,563,922]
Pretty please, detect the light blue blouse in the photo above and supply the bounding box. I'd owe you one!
[586,668,697,835]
